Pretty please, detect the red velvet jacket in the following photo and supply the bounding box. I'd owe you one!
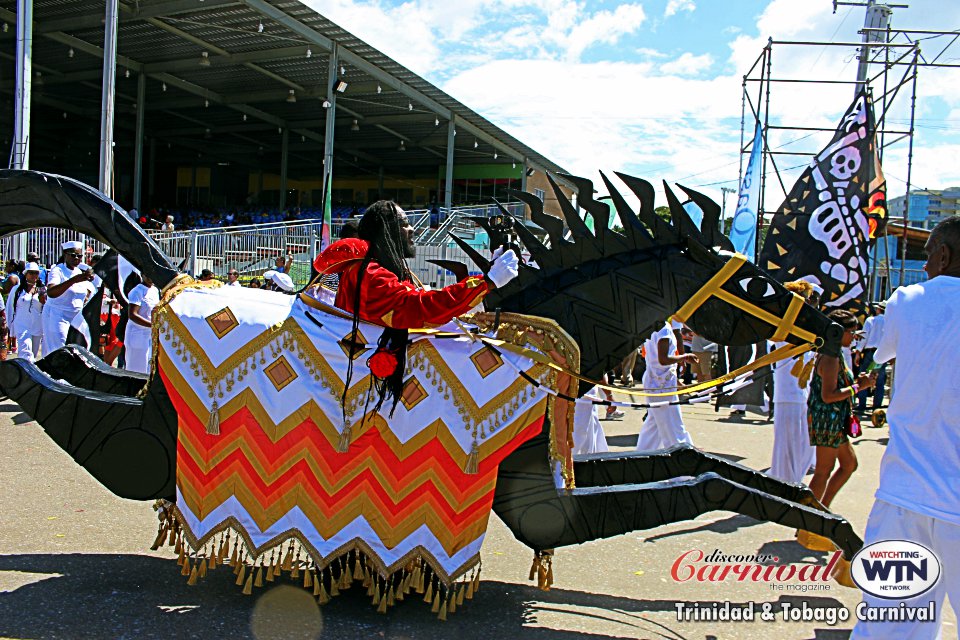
[314,238,489,329]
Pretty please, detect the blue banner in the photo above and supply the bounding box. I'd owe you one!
[730,123,762,261]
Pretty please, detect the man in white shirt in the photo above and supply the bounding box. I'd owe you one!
[856,303,887,413]
[635,319,699,451]
[851,215,960,639]
[41,241,96,356]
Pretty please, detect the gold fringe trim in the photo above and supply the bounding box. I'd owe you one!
[159,502,484,616]
[529,550,554,591]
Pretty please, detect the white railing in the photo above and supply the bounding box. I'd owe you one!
[0,203,522,288]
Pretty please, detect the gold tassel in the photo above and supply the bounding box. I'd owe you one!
[198,559,207,579]
[396,581,405,602]
[207,399,221,435]
[363,567,372,589]
[187,565,199,586]
[313,573,322,597]
[242,573,254,595]
[230,546,238,569]
[336,424,352,453]
[437,595,448,621]
[465,578,475,600]
[175,536,183,556]
[386,584,395,607]
[170,528,178,548]
[281,550,293,572]
[528,552,538,582]
[177,546,185,568]
[424,580,433,604]
[303,568,312,589]
[430,591,441,613]
[366,574,376,597]
[291,563,300,579]
[151,525,167,550]
[329,576,340,597]
[272,556,282,578]
[208,554,217,570]
[464,442,479,474]
[457,584,465,606]
[181,558,191,576]
[235,564,246,586]
[254,566,264,588]
[372,582,381,606]
[473,568,481,594]
[266,563,276,583]
[317,581,330,605]
[448,590,457,613]
[353,557,364,581]
[376,591,388,614]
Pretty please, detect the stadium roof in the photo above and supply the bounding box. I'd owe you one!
[0,0,570,184]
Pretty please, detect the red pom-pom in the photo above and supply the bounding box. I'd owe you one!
[368,349,398,379]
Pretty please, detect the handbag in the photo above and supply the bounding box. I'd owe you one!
[846,412,862,439]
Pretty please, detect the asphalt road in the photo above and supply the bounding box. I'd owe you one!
[1,395,955,640]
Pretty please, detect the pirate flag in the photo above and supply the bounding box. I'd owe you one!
[759,90,887,315]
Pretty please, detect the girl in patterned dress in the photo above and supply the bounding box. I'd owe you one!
[807,309,876,507]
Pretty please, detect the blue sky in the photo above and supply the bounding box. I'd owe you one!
[305,0,960,212]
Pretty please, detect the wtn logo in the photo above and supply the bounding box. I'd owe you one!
[860,559,927,583]
[851,541,941,600]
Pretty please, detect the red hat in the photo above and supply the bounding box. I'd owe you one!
[313,238,369,275]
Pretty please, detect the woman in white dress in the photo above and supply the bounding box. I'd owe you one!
[768,279,820,483]
[5,262,46,362]
[124,276,160,374]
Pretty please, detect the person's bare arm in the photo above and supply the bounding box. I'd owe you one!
[817,355,874,403]
[47,271,93,298]
[657,337,698,367]
[128,303,152,328]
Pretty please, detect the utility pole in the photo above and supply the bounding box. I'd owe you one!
[721,187,736,232]
[833,0,899,96]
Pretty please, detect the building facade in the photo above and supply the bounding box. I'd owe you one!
[888,188,960,229]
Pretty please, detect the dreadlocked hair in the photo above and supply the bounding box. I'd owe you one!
[340,201,411,428]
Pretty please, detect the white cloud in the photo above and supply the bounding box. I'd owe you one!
[664,0,695,18]
[300,0,960,206]
[659,52,714,76]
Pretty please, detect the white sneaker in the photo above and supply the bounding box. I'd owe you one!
[605,408,625,420]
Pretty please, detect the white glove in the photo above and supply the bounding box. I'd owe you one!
[487,249,519,288]
[491,246,505,261]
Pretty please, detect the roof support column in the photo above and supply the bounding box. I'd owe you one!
[11,0,32,169]
[321,43,339,216]
[132,71,146,210]
[444,116,455,212]
[148,137,156,202]
[279,127,289,210]
[98,0,119,197]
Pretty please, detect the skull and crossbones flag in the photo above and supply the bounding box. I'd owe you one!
[759,90,887,315]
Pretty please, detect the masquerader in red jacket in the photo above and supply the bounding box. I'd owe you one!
[311,200,518,415]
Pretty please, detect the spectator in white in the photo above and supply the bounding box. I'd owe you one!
[635,319,699,451]
[41,241,95,355]
[5,262,46,362]
[572,388,611,455]
[850,216,960,639]
[124,275,159,374]
[262,270,295,293]
[225,269,242,286]
[856,303,887,413]
[768,279,818,483]
[160,215,175,232]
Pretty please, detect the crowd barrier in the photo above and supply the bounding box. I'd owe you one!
[0,203,526,288]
